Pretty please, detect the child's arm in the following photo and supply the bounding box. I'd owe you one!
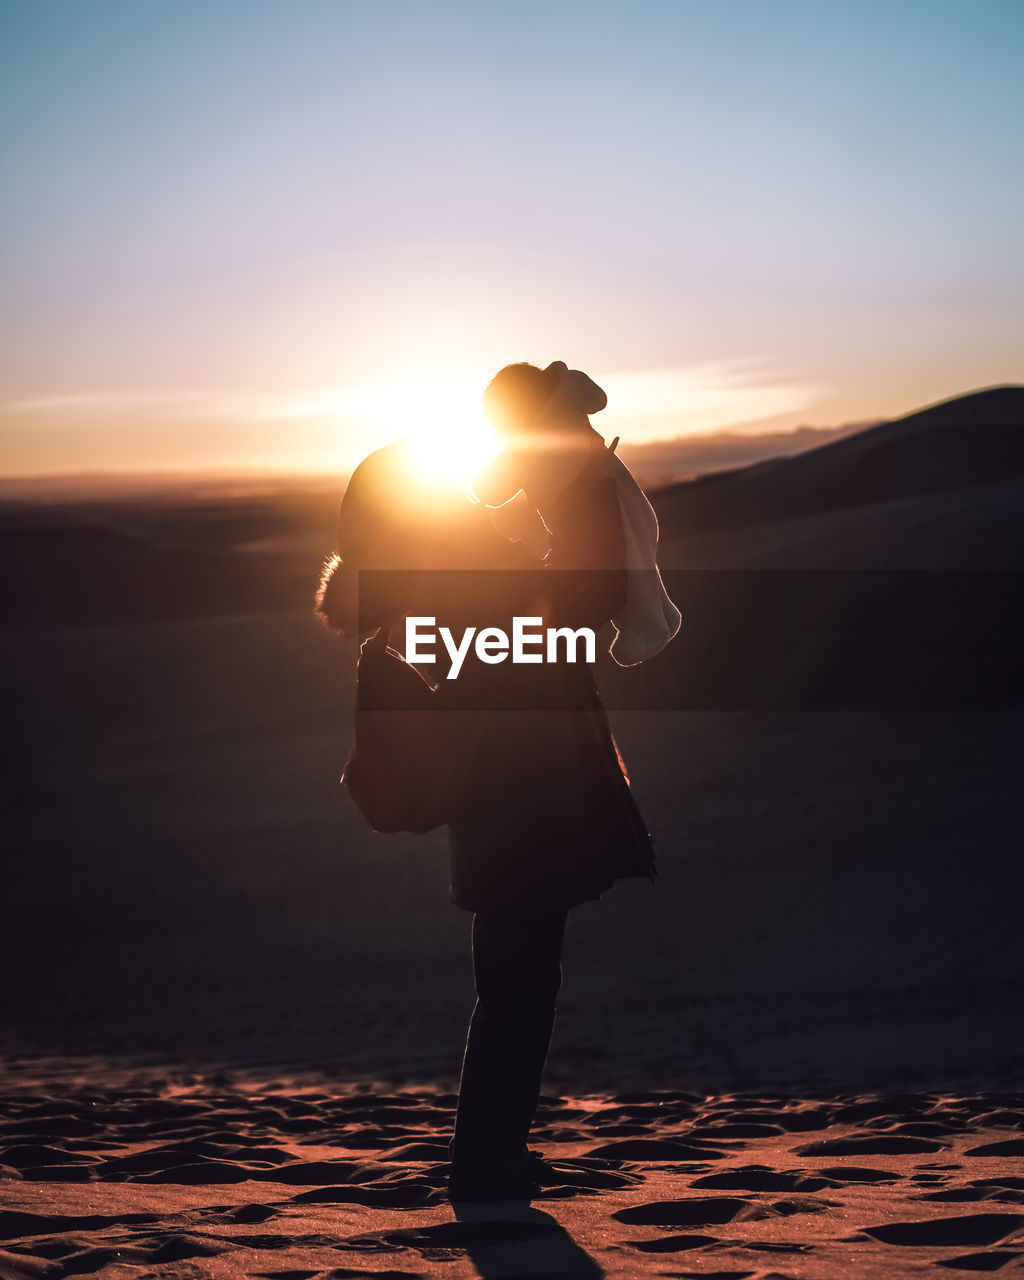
[543,447,628,630]
[471,449,527,507]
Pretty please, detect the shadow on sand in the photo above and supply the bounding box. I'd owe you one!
[451,1200,604,1277]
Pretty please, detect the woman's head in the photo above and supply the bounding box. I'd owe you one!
[317,437,501,635]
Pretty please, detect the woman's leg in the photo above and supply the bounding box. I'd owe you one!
[450,904,569,1171]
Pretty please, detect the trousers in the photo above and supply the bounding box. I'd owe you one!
[449,904,569,1169]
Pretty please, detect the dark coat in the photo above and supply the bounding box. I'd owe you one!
[442,660,657,912]
[317,441,657,914]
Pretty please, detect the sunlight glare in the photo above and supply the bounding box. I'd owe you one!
[366,378,501,490]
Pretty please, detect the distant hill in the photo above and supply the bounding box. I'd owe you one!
[598,385,1024,711]
[653,385,1024,537]
[615,421,864,489]
[1,385,1020,637]
[0,523,316,628]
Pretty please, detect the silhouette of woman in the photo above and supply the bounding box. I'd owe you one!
[317,362,656,1202]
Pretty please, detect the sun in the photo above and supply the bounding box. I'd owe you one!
[368,378,502,491]
[298,374,504,490]
[405,415,501,490]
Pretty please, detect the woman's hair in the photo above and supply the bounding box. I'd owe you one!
[482,362,556,435]
[315,437,506,634]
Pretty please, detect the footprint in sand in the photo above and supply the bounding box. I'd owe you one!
[794,1134,945,1155]
[860,1212,1024,1247]
[0,1209,161,1238]
[130,1159,261,1183]
[375,1141,451,1161]
[215,1203,279,1223]
[934,1251,1022,1272]
[290,1184,437,1208]
[746,1239,816,1253]
[626,1232,719,1252]
[973,1111,1024,1127]
[814,1165,900,1183]
[0,1144,99,1169]
[831,1097,931,1123]
[966,1139,1024,1157]
[337,1218,560,1264]
[95,1143,289,1178]
[690,1165,830,1192]
[770,1198,834,1216]
[653,1271,755,1279]
[39,1233,223,1275]
[228,1232,341,1250]
[917,1180,1024,1205]
[587,1138,727,1161]
[324,1270,422,1280]
[246,1159,368,1184]
[704,1108,830,1132]
[253,1270,321,1279]
[613,1196,755,1227]
[6,1163,96,1181]
[687,1122,786,1138]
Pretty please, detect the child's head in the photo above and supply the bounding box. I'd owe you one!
[482,361,607,447]
[481,362,560,442]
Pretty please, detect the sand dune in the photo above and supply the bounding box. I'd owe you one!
[654,385,1024,538]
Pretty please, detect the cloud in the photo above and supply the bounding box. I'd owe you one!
[600,359,826,442]
[0,390,251,419]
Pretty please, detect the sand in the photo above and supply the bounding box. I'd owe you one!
[2,1076,1024,1278]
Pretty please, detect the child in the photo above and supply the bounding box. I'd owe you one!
[474,361,681,667]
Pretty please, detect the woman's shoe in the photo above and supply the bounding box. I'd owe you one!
[446,1159,539,1203]
[522,1148,575,1185]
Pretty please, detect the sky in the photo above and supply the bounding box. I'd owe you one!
[1,0,1021,478]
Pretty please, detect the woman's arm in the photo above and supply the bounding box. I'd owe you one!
[315,460,627,642]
